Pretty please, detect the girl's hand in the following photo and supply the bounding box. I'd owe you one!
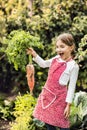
[26,48,37,58]
[64,103,71,119]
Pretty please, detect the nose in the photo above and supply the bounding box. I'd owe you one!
[56,48,60,53]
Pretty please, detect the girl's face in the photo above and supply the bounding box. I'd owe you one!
[56,40,73,61]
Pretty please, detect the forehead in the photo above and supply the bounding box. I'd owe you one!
[56,40,67,46]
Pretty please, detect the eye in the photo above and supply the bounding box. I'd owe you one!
[60,45,65,48]
[56,45,58,48]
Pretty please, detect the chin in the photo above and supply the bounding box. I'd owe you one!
[61,57,66,61]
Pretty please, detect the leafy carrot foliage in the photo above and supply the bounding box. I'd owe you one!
[4,30,43,71]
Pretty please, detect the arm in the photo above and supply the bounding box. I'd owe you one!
[33,55,52,68]
[26,48,53,68]
[64,64,79,118]
[66,64,79,103]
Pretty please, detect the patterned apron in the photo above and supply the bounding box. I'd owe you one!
[33,58,70,128]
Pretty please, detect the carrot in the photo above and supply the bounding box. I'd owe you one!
[26,63,35,95]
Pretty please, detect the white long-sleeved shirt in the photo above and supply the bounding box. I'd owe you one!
[33,55,79,104]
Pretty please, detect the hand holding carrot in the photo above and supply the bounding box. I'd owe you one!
[26,48,37,58]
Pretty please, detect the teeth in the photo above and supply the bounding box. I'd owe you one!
[59,53,63,56]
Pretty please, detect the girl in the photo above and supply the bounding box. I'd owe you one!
[27,33,79,130]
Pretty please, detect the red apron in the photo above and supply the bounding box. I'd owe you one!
[33,58,70,128]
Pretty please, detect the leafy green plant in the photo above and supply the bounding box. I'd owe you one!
[76,34,87,89]
[70,104,81,128]
[0,97,14,121]
[76,34,87,62]
[4,30,43,71]
[10,92,37,130]
[70,91,87,129]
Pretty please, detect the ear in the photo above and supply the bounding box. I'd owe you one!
[71,44,75,52]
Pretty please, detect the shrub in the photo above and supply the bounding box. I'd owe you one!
[10,92,37,130]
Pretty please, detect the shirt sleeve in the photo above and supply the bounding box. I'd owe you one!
[33,55,53,68]
[65,64,79,104]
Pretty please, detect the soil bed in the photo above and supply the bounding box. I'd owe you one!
[0,119,10,130]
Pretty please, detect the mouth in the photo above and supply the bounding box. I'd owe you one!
[58,52,64,57]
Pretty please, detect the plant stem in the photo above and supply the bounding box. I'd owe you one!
[29,54,32,64]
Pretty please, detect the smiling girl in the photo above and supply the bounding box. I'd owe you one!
[27,33,79,130]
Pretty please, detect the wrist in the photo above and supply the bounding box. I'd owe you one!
[32,51,37,58]
[67,103,71,107]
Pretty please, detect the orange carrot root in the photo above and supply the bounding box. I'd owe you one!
[26,64,35,95]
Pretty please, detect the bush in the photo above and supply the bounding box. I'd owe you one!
[0,95,14,121]
[10,92,36,130]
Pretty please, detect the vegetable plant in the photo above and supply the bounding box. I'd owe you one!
[4,30,43,71]
[70,91,87,129]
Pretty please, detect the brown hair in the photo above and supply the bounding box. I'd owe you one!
[56,33,76,57]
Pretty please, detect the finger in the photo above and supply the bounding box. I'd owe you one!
[64,111,69,119]
[65,113,69,119]
[26,48,32,54]
[28,47,33,51]
[26,49,30,54]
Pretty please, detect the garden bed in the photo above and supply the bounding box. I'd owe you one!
[0,119,10,130]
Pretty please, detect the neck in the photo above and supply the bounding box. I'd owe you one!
[59,56,72,62]
[65,56,72,62]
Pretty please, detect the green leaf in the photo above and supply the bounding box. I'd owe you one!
[4,30,44,71]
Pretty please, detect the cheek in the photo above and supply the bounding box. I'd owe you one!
[56,48,59,52]
[63,48,69,52]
